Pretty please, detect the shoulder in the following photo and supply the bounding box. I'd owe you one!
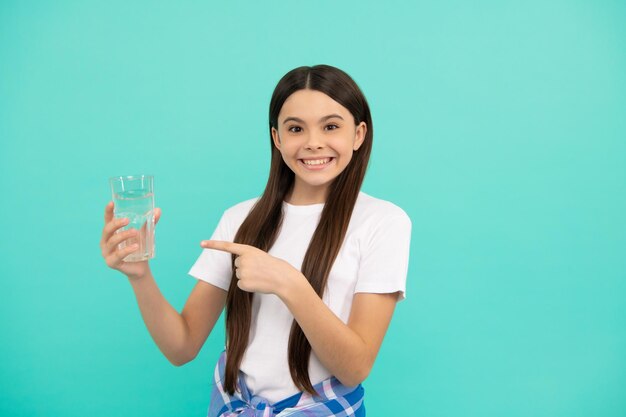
[351,193,412,259]
[353,192,411,227]
[219,196,260,226]
[223,196,259,217]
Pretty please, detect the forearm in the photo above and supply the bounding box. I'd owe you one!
[279,274,370,386]
[128,269,191,366]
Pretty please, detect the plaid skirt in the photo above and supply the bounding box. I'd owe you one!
[207,350,365,417]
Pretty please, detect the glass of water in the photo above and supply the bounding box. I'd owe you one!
[109,174,155,262]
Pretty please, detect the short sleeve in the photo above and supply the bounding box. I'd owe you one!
[354,212,412,301]
[188,212,234,291]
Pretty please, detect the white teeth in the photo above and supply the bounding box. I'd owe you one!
[302,158,331,165]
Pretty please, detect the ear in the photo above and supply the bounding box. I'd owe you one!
[353,122,367,151]
[271,127,281,150]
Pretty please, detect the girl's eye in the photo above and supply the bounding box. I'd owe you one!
[288,126,302,133]
[325,124,339,131]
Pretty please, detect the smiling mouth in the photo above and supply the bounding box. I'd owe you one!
[298,157,335,170]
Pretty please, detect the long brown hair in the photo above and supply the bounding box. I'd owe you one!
[224,64,374,395]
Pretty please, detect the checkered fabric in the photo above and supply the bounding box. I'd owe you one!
[207,350,365,417]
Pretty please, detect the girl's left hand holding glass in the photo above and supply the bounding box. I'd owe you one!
[200,240,302,296]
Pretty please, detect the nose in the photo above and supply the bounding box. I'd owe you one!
[304,131,325,150]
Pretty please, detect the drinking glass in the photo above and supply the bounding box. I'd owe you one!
[109,174,155,262]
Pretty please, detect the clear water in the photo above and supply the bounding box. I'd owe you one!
[112,189,155,262]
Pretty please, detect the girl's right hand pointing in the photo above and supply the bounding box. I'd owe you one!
[100,201,161,280]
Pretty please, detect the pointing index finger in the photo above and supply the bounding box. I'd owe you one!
[201,240,251,255]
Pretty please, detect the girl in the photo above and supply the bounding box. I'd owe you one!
[101,64,412,416]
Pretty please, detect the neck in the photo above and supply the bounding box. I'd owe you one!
[285,181,328,205]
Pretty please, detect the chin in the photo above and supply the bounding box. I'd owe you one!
[297,174,337,188]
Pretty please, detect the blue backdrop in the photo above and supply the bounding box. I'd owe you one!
[1,1,625,416]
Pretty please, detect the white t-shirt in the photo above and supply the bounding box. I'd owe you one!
[188,191,412,403]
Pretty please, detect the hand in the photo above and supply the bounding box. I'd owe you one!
[100,201,162,280]
[200,240,303,296]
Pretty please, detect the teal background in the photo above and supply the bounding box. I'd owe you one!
[1,1,624,416]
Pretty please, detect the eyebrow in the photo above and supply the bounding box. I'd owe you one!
[282,114,344,125]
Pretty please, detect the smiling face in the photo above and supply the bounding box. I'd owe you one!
[271,89,367,205]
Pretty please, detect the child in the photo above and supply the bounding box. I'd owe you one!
[101,64,412,417]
